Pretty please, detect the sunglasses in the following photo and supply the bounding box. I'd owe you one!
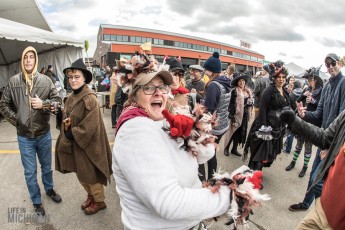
[325,60,337,68]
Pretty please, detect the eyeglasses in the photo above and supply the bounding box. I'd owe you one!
[325,61,337,68]
[173,72,184,77]
[68,76,81,81]
[141,84,169,95]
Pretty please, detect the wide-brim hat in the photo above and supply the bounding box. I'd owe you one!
[231,73,250,87]
[302,73,323,88]
[63,58,92,84]
[133,70,173,88]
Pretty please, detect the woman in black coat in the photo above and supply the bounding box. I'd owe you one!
[285,68,323,177]
[244,65,290,170]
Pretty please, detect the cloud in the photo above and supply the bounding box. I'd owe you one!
[316,37,345,48]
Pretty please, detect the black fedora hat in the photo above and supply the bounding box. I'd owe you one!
[231,72,250,87]
[63,58,92,84]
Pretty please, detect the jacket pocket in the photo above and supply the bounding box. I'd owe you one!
[56,134,73,155]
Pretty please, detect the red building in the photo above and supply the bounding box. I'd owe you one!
[93,25,264,73]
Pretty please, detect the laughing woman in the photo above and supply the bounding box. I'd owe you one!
[244,63,290,171]
[112,60,230,230]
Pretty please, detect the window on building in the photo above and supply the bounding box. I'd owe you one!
[110,35,116,41]
[130,36,135,43]
[158,39,164,45]
[117,35,123,42]
[227,50,233,56]
[153,38,159,44]
[174,41,179,47]
[187,43,191,49]
[122,36,128,42]
[164,40,174,46]
[135,37,141,43]
[103,34,111,41]
[142,37,146,43]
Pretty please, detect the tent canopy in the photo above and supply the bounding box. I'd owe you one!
[0,18,84,66]
[285,62,306,76]
[0,0,51,32]
[0,18,84,88]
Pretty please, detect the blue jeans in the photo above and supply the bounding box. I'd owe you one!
[302,148,324,207]
[18,131,54,204]
[284,132,294,153]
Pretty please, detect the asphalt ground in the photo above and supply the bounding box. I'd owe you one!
[0,109,315,230]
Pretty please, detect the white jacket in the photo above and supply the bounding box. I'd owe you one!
[112,117,230,230]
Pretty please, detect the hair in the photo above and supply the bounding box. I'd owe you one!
[40,67,46,74]
[205,72,220,88]
[65,69,83,77]
[227,65,235,76]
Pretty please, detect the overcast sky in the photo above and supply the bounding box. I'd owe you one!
[37,0,345,70]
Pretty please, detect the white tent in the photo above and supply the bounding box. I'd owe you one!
[0,17,84,88]
[285,62,306,77]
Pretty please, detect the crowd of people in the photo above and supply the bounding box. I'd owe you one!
[0,45,344,229]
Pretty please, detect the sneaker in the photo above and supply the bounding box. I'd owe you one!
[46,189,62,203]
[282,149,290,154]
[289,203,308,211]
[33,203,45,216]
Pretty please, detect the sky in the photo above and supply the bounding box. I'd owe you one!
[36,0,345,71]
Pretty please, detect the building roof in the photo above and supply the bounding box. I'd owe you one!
[0,0,51,31]
[100,24,263,56]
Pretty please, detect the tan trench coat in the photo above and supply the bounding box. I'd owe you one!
[55,85,112,185]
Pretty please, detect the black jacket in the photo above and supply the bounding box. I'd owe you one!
[291,110,345,191]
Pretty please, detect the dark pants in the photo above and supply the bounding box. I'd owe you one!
[302,148,324,207]
[198,133,225,182]
[111,105,117,127]
[116,104,123,122]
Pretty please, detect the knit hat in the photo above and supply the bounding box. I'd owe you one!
[203,52,222,73]
[166,57,185,73]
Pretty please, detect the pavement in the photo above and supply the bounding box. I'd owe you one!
[0,109,316,230]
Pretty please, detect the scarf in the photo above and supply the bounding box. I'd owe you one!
[115,104,150,136]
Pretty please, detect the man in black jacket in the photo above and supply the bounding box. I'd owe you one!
[288,53,345,212]
[0,47,62,216]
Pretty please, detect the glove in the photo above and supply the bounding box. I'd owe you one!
[162,109,194,137]
[280,107,296,125]
[64,128,74,140]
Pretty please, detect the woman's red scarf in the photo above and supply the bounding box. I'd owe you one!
[171,86,189,95]
[115,104,149,136]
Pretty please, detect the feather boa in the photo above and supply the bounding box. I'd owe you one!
[206,165,270,229]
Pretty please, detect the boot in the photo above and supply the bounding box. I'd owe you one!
[285,161,295,171]
[81,195,94,210]
[224,140,231,156]
[231,138,241,157]
[299,166,308,177]
[84,201,107,215]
